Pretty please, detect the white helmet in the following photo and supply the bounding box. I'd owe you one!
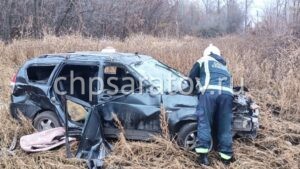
[203,44,221,57]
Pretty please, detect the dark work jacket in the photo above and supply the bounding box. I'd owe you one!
[189,53,233,95]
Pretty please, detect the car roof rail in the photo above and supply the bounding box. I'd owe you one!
[38,55,48,58]
[38,55,68,59]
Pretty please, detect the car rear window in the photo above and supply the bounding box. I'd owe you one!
[27,65,56,83]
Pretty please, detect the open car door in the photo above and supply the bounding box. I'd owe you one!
[76,103,112,168]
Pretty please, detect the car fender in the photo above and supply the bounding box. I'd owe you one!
[167,107,197,134]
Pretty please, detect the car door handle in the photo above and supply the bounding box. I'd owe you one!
[165,110,172,113]
[14,85,21,90]
[100,94,112,101]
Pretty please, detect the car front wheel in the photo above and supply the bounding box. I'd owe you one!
[33,111,61,131]
[178,123,236,151]
[177,123,198,150]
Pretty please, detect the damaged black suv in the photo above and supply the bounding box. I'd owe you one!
[10,50,259,150]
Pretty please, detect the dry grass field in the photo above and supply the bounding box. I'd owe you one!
[0,34,299,169]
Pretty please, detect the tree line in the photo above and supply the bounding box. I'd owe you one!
[1,0,300,42]
[256,0,300,36]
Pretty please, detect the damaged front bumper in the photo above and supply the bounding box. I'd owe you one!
[232,94,260,138]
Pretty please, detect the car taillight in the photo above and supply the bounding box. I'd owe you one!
[10,73,17,89]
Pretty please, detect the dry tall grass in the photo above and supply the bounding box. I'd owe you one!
[0,34,299,168]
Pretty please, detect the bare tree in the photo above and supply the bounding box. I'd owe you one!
[33,0,42,38]
[244,0,253,32]
[258,0,300,35]
[0,0,246,40]
[1,0,13,42]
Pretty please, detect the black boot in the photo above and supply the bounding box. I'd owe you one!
[197,153,210,166]
[220,155,235,165]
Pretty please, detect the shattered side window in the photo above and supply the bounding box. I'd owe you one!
[27,65,56,84]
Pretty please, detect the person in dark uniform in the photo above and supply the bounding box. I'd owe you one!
[189,44,234,165]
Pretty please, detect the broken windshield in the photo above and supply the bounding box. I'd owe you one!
[130,59,189,93]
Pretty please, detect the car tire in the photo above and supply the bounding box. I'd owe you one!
[33,111,61,131]
[177,122,215,151]
[177,122,198,150]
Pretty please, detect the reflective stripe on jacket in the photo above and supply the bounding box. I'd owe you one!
[194,54,233,95]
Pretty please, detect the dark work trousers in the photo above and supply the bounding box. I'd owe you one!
[195,92,233,157]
